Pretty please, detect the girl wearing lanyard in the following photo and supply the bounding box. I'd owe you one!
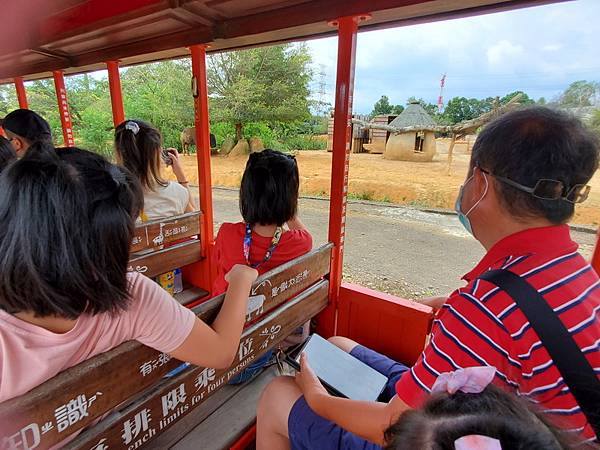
[212,149,313,383]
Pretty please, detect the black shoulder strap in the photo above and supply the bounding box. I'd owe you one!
[479,269,600,438]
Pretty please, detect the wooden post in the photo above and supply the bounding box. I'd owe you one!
[592,229,600,275]
[318,14,369,337]
[14,77,28,109]
[52,71,75,147]
[187,44,215,293]
[447,133,457,176]
[106,61,125,127]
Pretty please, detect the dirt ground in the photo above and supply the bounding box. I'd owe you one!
[174,139,600,226]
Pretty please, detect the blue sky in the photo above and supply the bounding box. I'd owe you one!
[306,0,600,114]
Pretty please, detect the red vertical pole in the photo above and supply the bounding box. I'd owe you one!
[106,60,125,127]
[52,71,75,146]
[14,77,28,109]
[592,229,600,275]
[316,15,366,337]
[187,44,215,293]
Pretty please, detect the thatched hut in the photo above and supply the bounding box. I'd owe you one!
[384,101,437,162]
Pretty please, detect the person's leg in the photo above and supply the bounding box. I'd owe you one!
[257,376,302,450]
[327,336,409,401]
[257,376,383,450]
[328,335,360,353]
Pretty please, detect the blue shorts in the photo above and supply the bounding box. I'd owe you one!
[288,345,409,450]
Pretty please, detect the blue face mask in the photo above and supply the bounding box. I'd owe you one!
[455,171,489,236]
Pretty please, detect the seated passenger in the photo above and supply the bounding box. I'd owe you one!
[2,108,52,157]
[384,366,578,450]
[114,119,195,221]
[0,143,257,402]
[257,107,600,449]
[0,136,16,172]
[213,149,312,383]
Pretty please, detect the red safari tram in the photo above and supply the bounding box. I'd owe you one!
[0,1,598,449]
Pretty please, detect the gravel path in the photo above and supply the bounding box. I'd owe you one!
[210,187,598,300]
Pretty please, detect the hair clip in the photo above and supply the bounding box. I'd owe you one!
[455,435,502,450]
[125,121,140,135]
[431,366,496,395]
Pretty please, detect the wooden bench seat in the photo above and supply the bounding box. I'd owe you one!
[0,243,333,450]
[170,367,278,450]
[128,211,204,279]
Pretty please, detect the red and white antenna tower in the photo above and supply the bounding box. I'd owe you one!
[437,73,446,112]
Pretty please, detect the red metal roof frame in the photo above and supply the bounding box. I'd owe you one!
[1,0,566,83]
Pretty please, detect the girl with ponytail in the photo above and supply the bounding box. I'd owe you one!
[114,119,195,221]
[0,144,258,402]
[213,149,312,384]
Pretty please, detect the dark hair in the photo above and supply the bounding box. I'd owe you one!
[0,143,143,319]
[471,107,599,224]
[114,119,166,191]
[0,136,16,172]
[2,108,52,144]
[384,384,587,450]
[239,149,299,226]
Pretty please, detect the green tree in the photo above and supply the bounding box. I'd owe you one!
[500,90,534,105]
[442,97,489,124]
[391,104,404,115]
[207,44,312,141]
[558,80,599,107]
[122,60,195,149]
[371,95,393,116]
[590,109,600,139]
[0,84,18,116]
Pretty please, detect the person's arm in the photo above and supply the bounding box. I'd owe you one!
[166,148,197,212]
[295,353,410,445]
[169,264,258,368]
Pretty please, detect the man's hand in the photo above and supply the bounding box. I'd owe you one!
[419,295,448,311]
[295,353,329,407]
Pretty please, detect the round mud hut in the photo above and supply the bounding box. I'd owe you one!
[384,101,437,162]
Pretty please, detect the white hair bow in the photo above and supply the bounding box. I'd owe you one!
[455,435,502,450]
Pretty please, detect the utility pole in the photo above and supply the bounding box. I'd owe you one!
[437,73,446,113]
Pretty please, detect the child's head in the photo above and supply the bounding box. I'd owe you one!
[239,149,299,226]
[114,119,166,191]
[385,367,576,450]
[0,136,16,172]
[0,143,143,319]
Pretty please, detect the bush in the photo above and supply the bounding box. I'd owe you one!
[283,135,326,150]
[208,120,327,153]
[78,100,114,159]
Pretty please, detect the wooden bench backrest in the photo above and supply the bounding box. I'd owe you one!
[128,212,203,278]
[0,244,332,450]
[69,280,329,450]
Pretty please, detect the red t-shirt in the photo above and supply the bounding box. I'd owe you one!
[212,222,313,295]
[396,225,600,443]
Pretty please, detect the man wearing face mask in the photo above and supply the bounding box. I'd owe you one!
[257,107,600,449]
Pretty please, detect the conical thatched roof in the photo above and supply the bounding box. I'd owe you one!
[389,101,436,129]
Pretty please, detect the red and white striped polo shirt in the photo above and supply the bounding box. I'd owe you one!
[395,225,600,443]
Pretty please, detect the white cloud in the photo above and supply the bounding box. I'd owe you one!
[542,44,562,52]
[306,0,600,113]
[486,40,525,68]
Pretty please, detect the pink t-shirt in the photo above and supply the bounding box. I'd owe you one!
[0,272,196,402]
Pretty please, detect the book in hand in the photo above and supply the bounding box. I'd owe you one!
[286,334,388,401]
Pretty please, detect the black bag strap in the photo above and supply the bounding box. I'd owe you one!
[479,269,600,438]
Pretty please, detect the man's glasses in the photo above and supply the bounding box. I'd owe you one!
[478,167,590,204]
